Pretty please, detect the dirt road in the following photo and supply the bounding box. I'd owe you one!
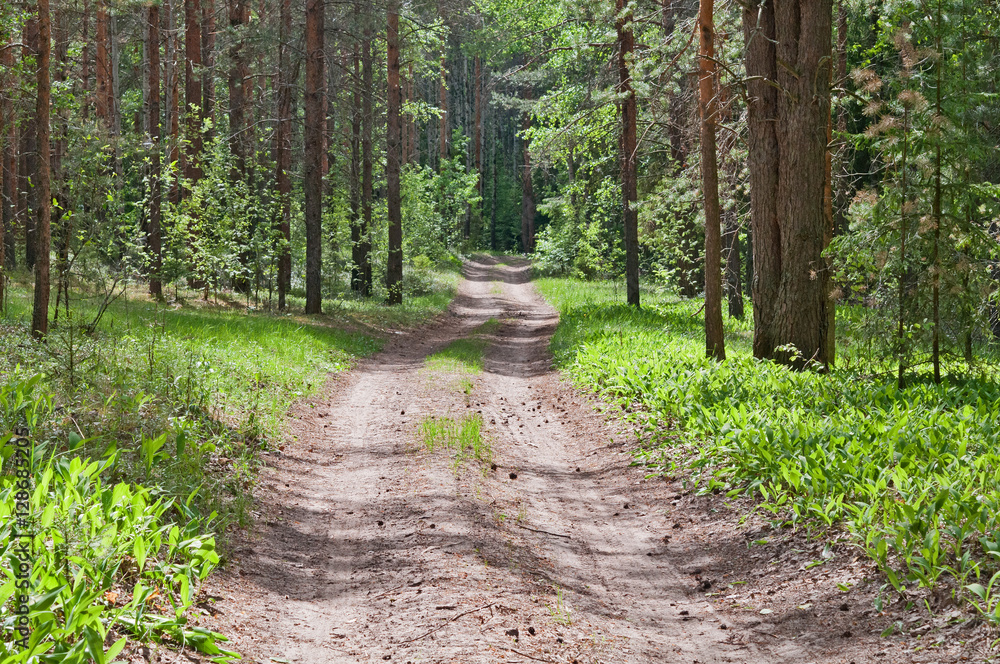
[202,256,957,664]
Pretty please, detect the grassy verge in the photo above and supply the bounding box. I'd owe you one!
[0,268,456,661]
[536,276,1000,623]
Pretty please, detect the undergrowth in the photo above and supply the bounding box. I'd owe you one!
[0,269,456,660]
[537,277,1000,623]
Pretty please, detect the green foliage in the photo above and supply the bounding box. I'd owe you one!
[0,377,234,662]
[539,277,1000,613]
[420,413,491,471]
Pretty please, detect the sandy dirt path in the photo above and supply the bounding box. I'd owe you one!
[200,256,958,664]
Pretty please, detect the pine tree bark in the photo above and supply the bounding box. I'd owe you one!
[147,2,163,298]
[743,0,833,368]
[386,4,403,305]
[276,0,291,309]
[616,0,639,307]
[303,0,324,313]
[699,0,724,358]
[32,0,52,338]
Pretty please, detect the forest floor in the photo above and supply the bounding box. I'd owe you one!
[196,256,991,664]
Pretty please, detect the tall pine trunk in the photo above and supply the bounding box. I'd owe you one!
[201,0,215,137]
[0,23,12,284]
[165,0,181,204]
[303,0,324,313]
[616,0,639,306]
[184,0,203,185]
[349,45,362,292]
[699,0,724,358]
[276,0,291,309]
[519,111,534,253]
[147,2,163,298]
[386,4,403,305]
[359,28,373,296]
[743,0,833,368]
[32,0,52,338]
[21,15,39,269]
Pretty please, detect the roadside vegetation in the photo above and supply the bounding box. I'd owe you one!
[537,277,1000,626]
[0,266,457,661]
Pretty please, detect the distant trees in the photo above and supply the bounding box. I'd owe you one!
[0,0,995,382]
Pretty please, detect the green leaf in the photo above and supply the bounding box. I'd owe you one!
[966,583,987,600]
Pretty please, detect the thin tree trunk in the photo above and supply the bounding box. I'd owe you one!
[386,4,403,305]
[931,1,942,383]
[148,2,163,298]
[165,0,181,204]
[303,0,324,313]
[0,24,13,276]
[53,6,70,320]
[276,0,291,308]
[897,106,909,389]
[519,111,535,253]
[491,109,498,251]
[110,13,121,139]
[184,0,203,185]
[202,0,215,138]
[360,28,373,295]
[21,15,39,269]
[95,0,109,124]
[723,208,743,319]
[228,0,246,173]
[699,0,724,358]
[473,55,483,238]
[439,55,448,168]
[81,0,90,119]
[32,0,52,338]
[349,45,362,292]
[616,0,639,307]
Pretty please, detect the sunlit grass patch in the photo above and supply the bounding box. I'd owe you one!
[420,413,492,471]
[423,317,501,375]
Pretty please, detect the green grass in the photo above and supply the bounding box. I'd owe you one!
[0,269,456,662]
[424,317,501,374]
[420,413,492,471]
[537,277,1000,620]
